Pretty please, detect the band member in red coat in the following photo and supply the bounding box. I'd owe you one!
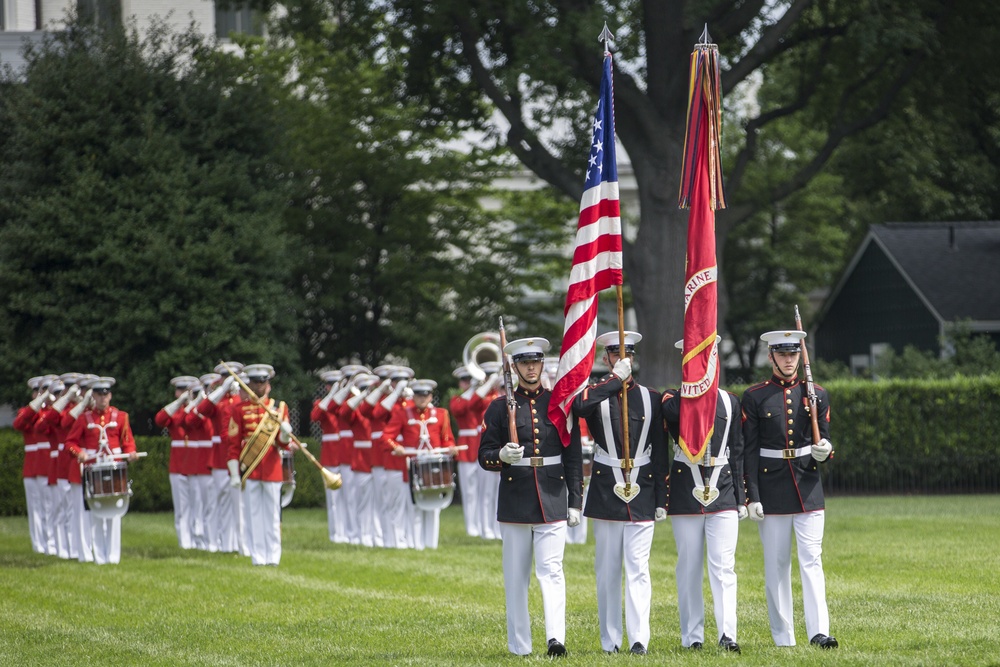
[372,367,413,549]
[311,369,343,543]
[65,377,138,565]
[156,375,197,549]
[184,373,218,551]
[13,376,56,554]
[228,364,291,566]
[450,365,501,539]
[198,362,245,554]
[383,379,457,550]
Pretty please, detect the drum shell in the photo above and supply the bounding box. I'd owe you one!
[408,453,456,511]
[84,460,132,519]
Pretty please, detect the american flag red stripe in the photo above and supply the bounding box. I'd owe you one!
[548,53,623,446]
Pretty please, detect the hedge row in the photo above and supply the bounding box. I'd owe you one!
[2,376,998,514]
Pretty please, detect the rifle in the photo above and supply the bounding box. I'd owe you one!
[498,317,518,445]
[794,305,823,446]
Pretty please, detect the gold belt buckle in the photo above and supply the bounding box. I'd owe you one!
[619,458,634,468]
[780,448,796,459]
[529,456,544,467]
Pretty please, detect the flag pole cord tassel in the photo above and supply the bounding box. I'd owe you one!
[678,43,726,211]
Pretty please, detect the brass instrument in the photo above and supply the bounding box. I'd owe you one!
[220,362,343,491]
[463,331,502,382]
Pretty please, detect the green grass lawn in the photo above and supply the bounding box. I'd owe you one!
[1,496,998,666]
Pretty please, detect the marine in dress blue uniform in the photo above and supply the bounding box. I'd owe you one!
[741,330,838,649]
[573,331,667,655]
[479,337,583,657]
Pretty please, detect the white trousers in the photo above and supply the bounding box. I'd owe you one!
[458,461,482,537]
[478,469,501,540]
[42,481,59,555]
[71,484,93,563]
[380,470,409,549]
[338,467,357,545]
[169,473,192,549]
[90,514,122,565]
[416,508,441,550]
[24,477,45,553]
[188,473,211,550]
[672,511,739,646]
[209,469,238,552]
[242,480,282,566]
[592,519,654,652]
[371,466,387,547]
[351,471,374,547]
[324,465,341,543]
[500,521,567,655]
[758,511,829,645]
[52,480,72,558]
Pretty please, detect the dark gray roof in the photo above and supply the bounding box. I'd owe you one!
[872,221,1000,323]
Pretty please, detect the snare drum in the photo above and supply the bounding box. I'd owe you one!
[408,453,456,511]
[84,460,132,519]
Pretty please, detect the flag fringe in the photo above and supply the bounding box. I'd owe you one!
[678,45,726,210]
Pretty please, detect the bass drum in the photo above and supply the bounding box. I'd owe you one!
[408,453,456,511]
[84,460,132,519]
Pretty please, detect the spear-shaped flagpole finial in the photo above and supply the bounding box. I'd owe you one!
[598,22,614,55]
[697,23,714,48]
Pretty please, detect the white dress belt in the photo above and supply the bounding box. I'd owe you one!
[594,451,652,468]
[354,440,373,449]
[321,433,340,442]
[170,440,185,448]
[510,455,562,467]
[760,445,812,459]
[674,453,729,466]
[458,428,480,437]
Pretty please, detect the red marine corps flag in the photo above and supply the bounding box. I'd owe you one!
[548,28,623,446]
[676,28,727,463]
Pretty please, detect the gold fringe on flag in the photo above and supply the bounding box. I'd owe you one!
[678,41,726,210]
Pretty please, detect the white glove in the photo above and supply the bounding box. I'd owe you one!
[162,390,190,416]
[29,392,46,411]
[332,381,353,405]
[567,508,581,527]
[227,460,241,488]
[499,442,523,464]
[347,388,367,410]
[208,376,235,404]
[747,501,764,522]
[811,438,833,462]
[367,379,392,405]
[402,387,414,400]
[52,388,75,412]
[737,505,749,521]
[654,507,667,522]
[475,374,501,399]
[69,388,93,419]
[612,358,632,382]
[280,420,294,436]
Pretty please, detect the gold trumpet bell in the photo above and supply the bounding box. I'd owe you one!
[463,331,502,382]
[321,468,343,491]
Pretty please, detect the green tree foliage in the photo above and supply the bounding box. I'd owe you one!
[238,18,574,390]
[0,19,300,430]
[872,325,1000,380]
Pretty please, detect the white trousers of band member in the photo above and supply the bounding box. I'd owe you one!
[71,484,93,562]
[324,465,341,543]
[566,485,590,545]
[672,511,739,646]
[24,477,46,553]
[478,469,501,540]
[90,514,122,565]
[349,471,374,547]
[338,467,358,545]
[52,479,73,558]
[169,473,192,549]
[243,480,281,566]
[592,519,654,652]
[209,469,238,552]
[43,480,59,555]
[500,521,567,655]
[188,473,211,550]
[371,466,387,548]
[458,461,482,538]
[413,508,440,550]
[758,511,829,645]
[380,470,408,549]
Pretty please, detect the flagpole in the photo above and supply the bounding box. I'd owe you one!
[599,21,632,493]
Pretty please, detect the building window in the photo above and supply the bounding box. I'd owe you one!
[76,0,122,30]
[215,3,263,39]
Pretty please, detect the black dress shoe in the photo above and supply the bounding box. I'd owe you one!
[718,635,741,653]
[630,642,647,655]
[604,646,619,655]
[547,638,567,657]
[810,634,839,649]
[688,642,703,650]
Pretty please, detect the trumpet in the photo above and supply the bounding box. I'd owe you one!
[463,331,502,382]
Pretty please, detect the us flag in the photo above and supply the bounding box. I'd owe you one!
[548,53,624,446]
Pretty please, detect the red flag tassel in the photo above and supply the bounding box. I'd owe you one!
[678,45,726,210]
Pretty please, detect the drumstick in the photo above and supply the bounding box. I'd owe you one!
[83,452,148,463]
[395,445,469,456]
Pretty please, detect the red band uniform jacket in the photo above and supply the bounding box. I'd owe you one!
[741,375,831,514]
[478,386,584,524]
[661,389,745,515]
[573,374,667,521]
